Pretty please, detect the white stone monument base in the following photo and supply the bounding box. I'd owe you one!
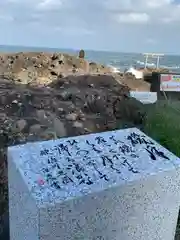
[8,128,180,240]
[130,91,157,104]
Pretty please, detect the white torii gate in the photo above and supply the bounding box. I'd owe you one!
[143,53,164,69]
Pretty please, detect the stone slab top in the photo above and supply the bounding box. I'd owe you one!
[8,127,180,206]
[129,91,157,104]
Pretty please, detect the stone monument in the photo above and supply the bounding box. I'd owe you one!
[8,128,180,240]
[78,49,85,59]
[130,91,157,104]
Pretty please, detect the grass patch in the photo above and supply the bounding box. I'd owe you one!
[142,101,180,240]
[144,101,180,157]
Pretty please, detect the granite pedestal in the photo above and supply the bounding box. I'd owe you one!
[130,91,157,104]
[8,128,180,240]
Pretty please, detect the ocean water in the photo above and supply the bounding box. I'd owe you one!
[0,45,180,73]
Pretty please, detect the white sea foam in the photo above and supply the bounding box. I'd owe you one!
[125,67,143,79]
[136,60,155,67]
[108,65,121,73]
[136,59,180,71]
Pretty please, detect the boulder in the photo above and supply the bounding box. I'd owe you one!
[113,96,147,126]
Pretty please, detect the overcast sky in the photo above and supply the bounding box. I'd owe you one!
[0,0,180,53]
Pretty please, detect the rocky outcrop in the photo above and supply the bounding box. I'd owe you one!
[0,52,112,85]
[0,51,153,92]
[141,67,169,73]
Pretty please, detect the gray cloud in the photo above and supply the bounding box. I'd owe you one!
[0,0,179,53]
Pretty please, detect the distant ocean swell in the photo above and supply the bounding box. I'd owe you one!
[109,59,180,73]
[0,45,180,73]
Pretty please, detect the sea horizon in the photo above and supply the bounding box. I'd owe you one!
[0,44,180,72]
[0,44,180,56]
